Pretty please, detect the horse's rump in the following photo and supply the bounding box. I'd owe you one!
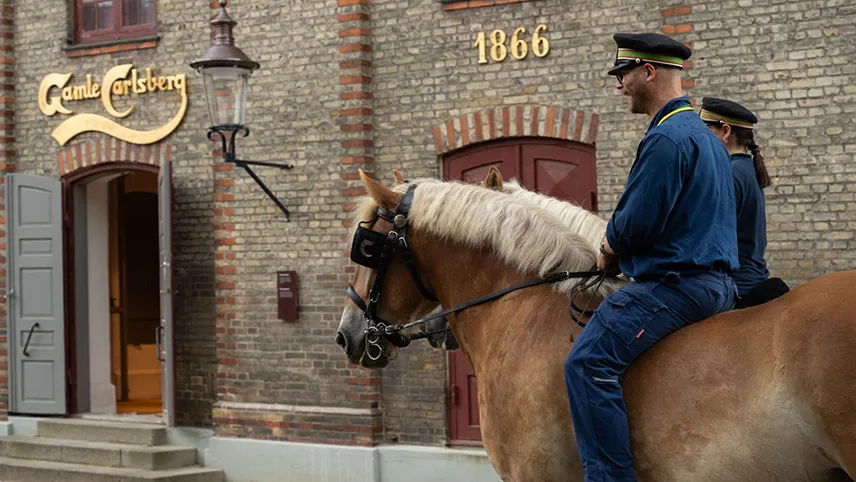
[621,270,856,480]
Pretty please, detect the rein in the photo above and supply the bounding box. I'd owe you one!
[347,184,609,361]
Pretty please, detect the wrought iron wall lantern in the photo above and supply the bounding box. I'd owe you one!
[190,0,294,221]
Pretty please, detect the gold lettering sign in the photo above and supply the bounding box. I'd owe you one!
[38,64,188,146]
[474,24,550,64]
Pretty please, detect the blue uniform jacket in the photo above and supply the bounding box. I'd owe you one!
[731,153,770,295]
[605,96,739,281]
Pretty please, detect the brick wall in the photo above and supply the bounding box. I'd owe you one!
[5,0,856,449]
[440,0,533,12]
[662,0,856,284]
[209,0,384,445]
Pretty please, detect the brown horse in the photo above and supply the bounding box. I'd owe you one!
[337,170,856,481]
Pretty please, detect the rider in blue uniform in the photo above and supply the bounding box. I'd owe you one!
[700,97,790,308]
[564,33,739,481]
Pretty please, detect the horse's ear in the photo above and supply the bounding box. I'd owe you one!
[482,166,504,191]
[359,169,400,210]
[392,169,406,185]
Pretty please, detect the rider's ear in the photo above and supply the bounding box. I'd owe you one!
[722,124,732,142]
[360,169,400,211]
[392,169,406,185]
[482,166,504,191]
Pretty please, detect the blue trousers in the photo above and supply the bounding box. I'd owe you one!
[564,271,736,482]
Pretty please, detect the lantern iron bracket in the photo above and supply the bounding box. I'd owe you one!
[208,124,294,221]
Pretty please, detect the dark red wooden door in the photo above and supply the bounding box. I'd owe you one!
[521,143,598,211]
[444,143,520,185]
[443,138,597,444]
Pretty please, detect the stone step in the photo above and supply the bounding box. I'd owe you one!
[37,419,167,446]
[0,435,197,470]
[0,456,224,482]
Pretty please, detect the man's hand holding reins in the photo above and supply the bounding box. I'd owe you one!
[597,236,621,277]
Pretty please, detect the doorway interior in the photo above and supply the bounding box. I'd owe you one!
[67,167,163,420]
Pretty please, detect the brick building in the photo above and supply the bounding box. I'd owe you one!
[0,0,854,480]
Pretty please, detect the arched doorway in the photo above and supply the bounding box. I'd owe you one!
[63,162,166,420]
[442,137,598,443]
[4,159,174,425]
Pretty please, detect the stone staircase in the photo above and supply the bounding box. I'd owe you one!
[0,419,224,482]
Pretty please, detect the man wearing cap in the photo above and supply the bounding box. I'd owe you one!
[564,33,740,481]
[700,97,790,308]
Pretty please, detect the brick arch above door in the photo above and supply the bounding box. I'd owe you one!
[57,138,174,176]
[432,105,599,155]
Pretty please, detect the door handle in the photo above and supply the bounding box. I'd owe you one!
[155,326,165,362]
[23,322,40,357]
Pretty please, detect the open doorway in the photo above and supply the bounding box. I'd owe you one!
[66,165,164,422]
[111,172,161,415]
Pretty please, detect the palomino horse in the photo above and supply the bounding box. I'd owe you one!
[337,169,856,481]
[401,166,624,350]
[389,167,623,350]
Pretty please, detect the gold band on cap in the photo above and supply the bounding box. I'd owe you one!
[699,109,755,129]
[616,48,685,68]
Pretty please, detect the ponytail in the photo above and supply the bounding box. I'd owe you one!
[734,127,770,189]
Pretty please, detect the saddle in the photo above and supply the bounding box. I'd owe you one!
[735,277,790,309]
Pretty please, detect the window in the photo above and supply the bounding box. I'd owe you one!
[75,0,157,44]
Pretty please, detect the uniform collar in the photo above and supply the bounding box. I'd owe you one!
[731,153,753,161]
[648,96,692,132]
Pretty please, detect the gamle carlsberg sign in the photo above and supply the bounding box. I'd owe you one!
[38,64,188,146]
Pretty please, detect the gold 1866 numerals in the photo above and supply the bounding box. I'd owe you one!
[475,24,550,64]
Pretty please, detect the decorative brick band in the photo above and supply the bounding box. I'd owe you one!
[56,139,173,176]
[335,0,383,437]
[441,0,532,11]
[337,0,373,196]
[0,1,16,421]
[213,401,383,446]
[432,105,600,155]
[63,39,158,59]
[212,0,239,422]
[661,6,695,93]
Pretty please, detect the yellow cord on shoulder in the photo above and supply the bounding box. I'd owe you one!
[657,106,694,126]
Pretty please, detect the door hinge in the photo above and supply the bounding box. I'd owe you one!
[450,385,459,406]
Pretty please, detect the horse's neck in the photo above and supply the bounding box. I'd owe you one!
[415,235,583,372]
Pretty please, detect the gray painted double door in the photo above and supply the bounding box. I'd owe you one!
[5,165,173,422]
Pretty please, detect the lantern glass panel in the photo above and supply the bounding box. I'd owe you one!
[201,66,250,128]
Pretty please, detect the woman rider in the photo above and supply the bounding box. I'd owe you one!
[700,97,790,309]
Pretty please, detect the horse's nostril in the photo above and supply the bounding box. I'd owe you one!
[335,332,348,350]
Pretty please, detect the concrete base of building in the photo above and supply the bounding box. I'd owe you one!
[8,416,502,482]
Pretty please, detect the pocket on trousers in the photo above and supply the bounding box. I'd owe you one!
[599,289,665,346]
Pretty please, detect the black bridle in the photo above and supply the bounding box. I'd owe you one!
[346,185,438,355]
[346,184,608,361]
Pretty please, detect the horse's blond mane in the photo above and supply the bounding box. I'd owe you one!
[501,179,608,251]
[353,179,625,295]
